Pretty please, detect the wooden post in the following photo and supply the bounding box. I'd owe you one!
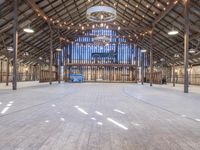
[173,63,175,87]
[6,58,9,86]
[49,27,53,85]
[184,0,189,93]
[39,65,42,82]
[141,53,144,85]
[58,52,61,84]
[135,45,138,83]
[150,30,153,86]
[13,0,18,90]
[0,61,2,82]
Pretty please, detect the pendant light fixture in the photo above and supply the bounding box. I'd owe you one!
[189,48,196,54]
[141,49,147,53]
[168,27,178,35]
[56,48,62,52]
[7,47,13,51]
[23,23,34,33]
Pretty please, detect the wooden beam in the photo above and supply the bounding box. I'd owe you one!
[25,0,50,24]
[153,0,179,27]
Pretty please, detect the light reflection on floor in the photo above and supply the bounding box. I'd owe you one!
[113,109,125,114]
[1,101,14,114]
[95,111,103,116]
[107,117,128,130]
[74,105,128,130]
[74,106,89,115]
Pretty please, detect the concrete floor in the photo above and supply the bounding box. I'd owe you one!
[0,82,200,150]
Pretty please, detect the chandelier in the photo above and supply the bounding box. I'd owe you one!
[86,6,117,22]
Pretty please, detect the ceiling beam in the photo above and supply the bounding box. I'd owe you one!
[152,0,179,27]
[24,0,50,24]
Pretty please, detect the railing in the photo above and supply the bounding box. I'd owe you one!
[64,65,137,83]
[0,72,39,83]
[169,74,200,85]
[39,70,58,82]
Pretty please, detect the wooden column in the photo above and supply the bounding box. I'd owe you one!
[144,53,147,81]
[173,63,175,87]
[184,0,189,93]
[6,58,9,86]
[57,30,61,84]
[135,45,138,83]
[39,65,42,82]
[141,53,144,85]
[150,30,153,86]
[49,27,53,85]
[58,52,61,84]
[13,0,18,90]
[0,61,2,82]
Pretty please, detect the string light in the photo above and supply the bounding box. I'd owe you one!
[174,1,178,4]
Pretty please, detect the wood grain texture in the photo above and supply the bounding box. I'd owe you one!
[0,82,200,150]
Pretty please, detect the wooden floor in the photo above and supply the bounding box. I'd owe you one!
[0,82,200,150]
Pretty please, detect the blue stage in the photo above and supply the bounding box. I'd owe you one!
[69,67,84,82]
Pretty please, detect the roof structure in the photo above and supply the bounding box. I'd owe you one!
[0,0,199,65]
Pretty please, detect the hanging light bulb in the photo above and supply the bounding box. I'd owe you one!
[100,23,104,27]
[100,14,104,20]
[118,26,121,30]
